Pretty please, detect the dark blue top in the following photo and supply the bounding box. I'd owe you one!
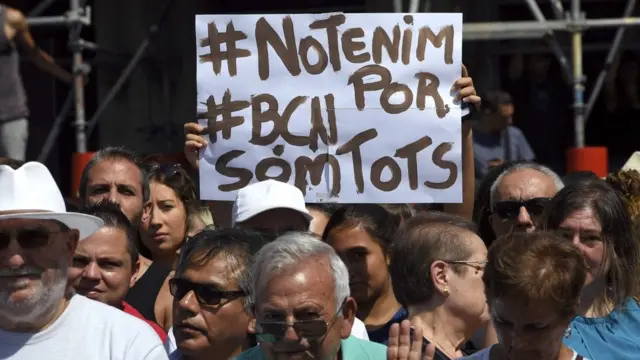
[367,307,409,344]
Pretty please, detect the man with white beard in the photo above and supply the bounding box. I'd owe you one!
[0,162,168,360]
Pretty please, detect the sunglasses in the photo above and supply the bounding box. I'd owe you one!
[169,278,245,306]
[0,227,65,250]
[256,300,345,343]
[492,198,551,219]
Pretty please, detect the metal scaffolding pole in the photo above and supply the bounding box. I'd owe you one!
[524,0,572,80]
[585,0,637,122]
[85,0,178,138]
[464,17,640,40]
[70,0,87,153]
[571,0,586,148]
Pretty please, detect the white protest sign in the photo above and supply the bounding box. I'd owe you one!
[196,13,463,203]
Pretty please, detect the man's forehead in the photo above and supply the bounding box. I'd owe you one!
[498,169,556,196]
[88,158,142,184]
[261,259,334,302]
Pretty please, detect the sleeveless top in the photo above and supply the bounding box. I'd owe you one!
[124,261,171,323]
[458,345,587,360]
[0,6,29,122]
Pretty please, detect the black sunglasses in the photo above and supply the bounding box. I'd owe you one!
[493,197,551,219]
[169,278,245,306]
[256,300,345,343]
[0,226,65,250]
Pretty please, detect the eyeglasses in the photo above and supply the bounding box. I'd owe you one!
[444,260,488,272]
[256,300,345,343]
[0,227,65,250]
[169,278,245,306]
[493,198,551,219]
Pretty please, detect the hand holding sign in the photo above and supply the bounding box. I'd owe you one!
[184,122,208,169]
[196,13,464,203]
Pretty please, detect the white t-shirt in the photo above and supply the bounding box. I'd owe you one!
[0,295,169,360]
[164,317,369,353]
[458,345,588,360]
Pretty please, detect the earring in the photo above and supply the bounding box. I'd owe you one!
[564,327,572,339]
[443,287,449,296]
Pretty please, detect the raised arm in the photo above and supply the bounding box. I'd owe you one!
[443,65,478,220]
[7,7,73,84]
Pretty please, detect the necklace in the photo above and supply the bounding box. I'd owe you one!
[430,338,458,360]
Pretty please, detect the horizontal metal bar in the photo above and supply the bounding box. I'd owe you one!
[27,15,71,26]
[464,17,640,37]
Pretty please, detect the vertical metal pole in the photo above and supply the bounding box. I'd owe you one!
[393,0,403,13]
[571,0,585,148]
[409,0,420,13]
[585,0,637,122]
[70,0,86,153]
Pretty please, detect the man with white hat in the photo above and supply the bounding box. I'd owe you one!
[0,162,168,360]
[232,179,313,236]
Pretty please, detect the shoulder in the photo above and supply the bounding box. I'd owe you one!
[507,126,526,138]
[71,296,164,344]
[4,7,27,30]
[342,336,387,359]
[234,346,265,359]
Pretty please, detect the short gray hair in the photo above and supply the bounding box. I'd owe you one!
[490,163,564,210]
[249,231,350,312]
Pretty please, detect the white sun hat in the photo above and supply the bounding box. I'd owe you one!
[0,162,103,240]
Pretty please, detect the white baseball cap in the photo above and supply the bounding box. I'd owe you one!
[0,162,103,240]
[232,180,313,226]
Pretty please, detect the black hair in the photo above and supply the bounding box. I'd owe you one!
[79,200,139,266]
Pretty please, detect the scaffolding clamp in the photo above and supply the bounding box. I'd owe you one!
[65,6,92,27]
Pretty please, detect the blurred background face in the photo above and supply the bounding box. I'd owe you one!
[68,226,135,307]
[557,208,606,288]
[486,103,514,130]
[141,181,187,257]
[528,55,552,79]
[443,233,489,329]
[325,226,388,305]
[0,219,74,324]
[491,297,572,360]
[173,253,250,357]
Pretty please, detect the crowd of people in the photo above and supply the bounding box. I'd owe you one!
[1,15,640,357]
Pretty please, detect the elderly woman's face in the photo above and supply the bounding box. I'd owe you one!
[254,258,355,360]
[491,298,573,360]
[557,208,605,288]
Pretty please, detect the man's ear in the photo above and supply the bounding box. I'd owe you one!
[130,259,141,287]
[339,297,357,339]
[65,230,80,265]
[247,318,256,334]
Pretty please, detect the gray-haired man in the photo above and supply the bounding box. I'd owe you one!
[236,232,386,360]
[489,162,564,236]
